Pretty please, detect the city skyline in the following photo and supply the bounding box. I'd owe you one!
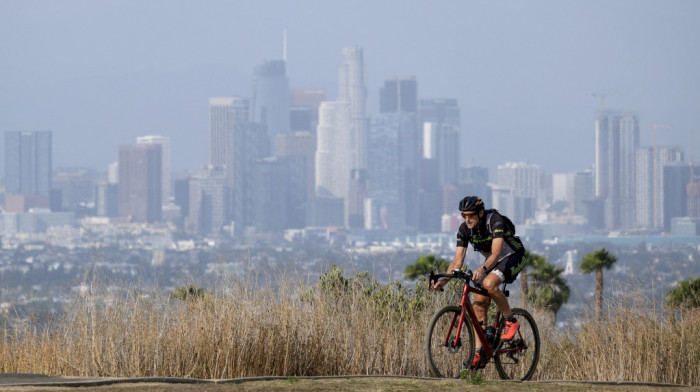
[2,1,699,178]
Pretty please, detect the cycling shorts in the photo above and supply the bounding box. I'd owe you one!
[490,252,524,284]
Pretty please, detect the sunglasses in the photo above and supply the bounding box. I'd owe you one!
[461,212,477,219]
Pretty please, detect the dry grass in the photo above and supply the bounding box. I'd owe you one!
[1,269,698,385]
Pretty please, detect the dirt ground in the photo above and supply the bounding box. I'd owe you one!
[1,375,698,392]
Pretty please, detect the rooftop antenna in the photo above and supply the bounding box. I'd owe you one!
[283,29,287,62]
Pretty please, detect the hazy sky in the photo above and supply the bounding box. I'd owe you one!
[2,0,699,178]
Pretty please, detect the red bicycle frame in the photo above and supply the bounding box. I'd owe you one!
[432,270,526,360]
[447,278,499,358]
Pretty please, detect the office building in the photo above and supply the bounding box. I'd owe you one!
[498,162,540,200]
[423,122,459,186]
[209,97,265,227]
[337,46,368,171]
[419,98,461,187]
[186,166,229,236]
[315,101,352,199]
[419,98,461,127]
[380,76,417,114]
[251,60,290,145]
[4,131,52,212]
[662,163,700,231]
[418,158,442,233]
[310,196,344,227]
[347,169,369,228]
[290,89,326,133]
[459,165,491,207]
[95,183,119,217]
[52,170,96,211]
[137,135,172,203]
[274,131,316,199]
[595,111,639,230]
[636,147,683,229]
[252,156,307,232]
[173,178,190,220]
[367,113,417,230]
[118,144,162,223]
[573,171,594,217]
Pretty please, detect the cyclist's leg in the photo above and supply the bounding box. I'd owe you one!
[472,292,491,350]
[482,272,512,317]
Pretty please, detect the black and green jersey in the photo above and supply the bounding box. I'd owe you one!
[456,211,525,261]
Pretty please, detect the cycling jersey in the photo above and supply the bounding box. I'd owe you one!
[456,211,525,263]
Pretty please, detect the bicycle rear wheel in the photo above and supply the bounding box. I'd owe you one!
[493,307,540,381]
[425,305,475,378]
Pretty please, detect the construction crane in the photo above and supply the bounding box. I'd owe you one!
[592,90,627,112]
[592,91,611,112]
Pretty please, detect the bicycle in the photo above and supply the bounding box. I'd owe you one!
[425,269,540,381]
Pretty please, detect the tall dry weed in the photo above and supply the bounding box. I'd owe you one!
[1,269,698,385]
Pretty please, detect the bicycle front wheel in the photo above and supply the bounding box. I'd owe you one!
[425,305,475,378]
[493,307,540,381]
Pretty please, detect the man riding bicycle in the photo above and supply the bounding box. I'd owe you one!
[432,196,526,369]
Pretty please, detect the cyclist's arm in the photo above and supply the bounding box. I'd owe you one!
[433,246,467,290]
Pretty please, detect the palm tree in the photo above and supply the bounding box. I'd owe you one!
[580,248,618,320]
[665,277,700,309]
[404,254,449,280]
[520,250,546,308]
[527,258,570,322]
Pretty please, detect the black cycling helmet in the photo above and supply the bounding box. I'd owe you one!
[458,196,484,212]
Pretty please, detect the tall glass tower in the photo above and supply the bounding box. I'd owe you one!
[337,46,368,171]
[251,60,290,150]
[595,111,639,230]
[118,143,162,223]
[4,131,52,195]
[137,135,171,204]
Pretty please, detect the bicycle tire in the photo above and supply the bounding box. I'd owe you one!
[425,305,475,378]
[493,307,540,381]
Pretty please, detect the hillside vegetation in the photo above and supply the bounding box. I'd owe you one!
[1,266,698,385]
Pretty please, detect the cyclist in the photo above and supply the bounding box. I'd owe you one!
[432,196,526,369]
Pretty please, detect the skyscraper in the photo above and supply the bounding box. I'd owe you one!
[419,99,460,128]
[423,122,459,186]
[290,88,326,134]
[252,156,307,231]
[367,113,416,230]
[210,97,248,168]
[95,183,119,217]
[137,135,171,204]
[419,99,461,190]
[573,170,594,217]
[315,101,352,199]
[4,131,52,212]
[186,165,229,235]
[497,162,540,223]
[635,146,683,229]
[459,165,491,208]
[595,111,639,230]
[251,60,290,147]
[663,163,695,231]
[380,76,417,114]
[378,76,419,229]
[274,131,316,199]
[337,46,368,171]
[209,97,265,227]
[118,144,162,223]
